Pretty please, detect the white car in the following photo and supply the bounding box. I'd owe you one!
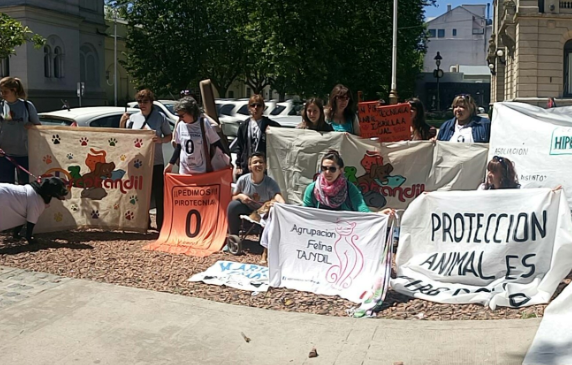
[38,107,175,167]
[267,100,303,128]
[127,100,178,124]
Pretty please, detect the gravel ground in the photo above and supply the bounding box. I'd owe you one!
[0,228,569,320]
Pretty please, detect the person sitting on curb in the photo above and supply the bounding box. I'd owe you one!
[437,94,491,143]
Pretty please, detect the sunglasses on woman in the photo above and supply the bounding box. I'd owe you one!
[250,103,263,108]
[321,165,338,173]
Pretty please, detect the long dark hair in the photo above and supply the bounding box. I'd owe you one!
[407,97,432,140]
[326,84,355,123]
[300,98,328,131]
[485,156,520,189]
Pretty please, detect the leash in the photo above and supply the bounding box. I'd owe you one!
[0,148,41,183]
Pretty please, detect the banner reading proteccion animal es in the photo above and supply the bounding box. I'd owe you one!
[266,128,488,210]
[262,203,391,303]
[391,188,572,309]
[490,102,572,209]
[28,126,155,233]
[144,169,232,257]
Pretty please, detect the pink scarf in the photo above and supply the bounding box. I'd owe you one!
[314,173,348,209]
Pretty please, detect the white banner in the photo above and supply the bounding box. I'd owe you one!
[28,126,155,233]
[490,102,572,208]
[266,128,488,210]
[263,203,390,303]
[188,261,269,292]
[391,189,572,309]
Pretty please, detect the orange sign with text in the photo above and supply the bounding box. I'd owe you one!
[358,102,412,142]
[144,169,232,257]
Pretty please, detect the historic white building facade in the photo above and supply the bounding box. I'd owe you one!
[1,0,107,111]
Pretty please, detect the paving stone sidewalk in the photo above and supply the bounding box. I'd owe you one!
[0,266,70,309]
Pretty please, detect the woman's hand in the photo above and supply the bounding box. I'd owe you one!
[237,193,253,205]
[552,185,562,192]
[380,208,396,217]
[120,113,130,128]
[164,163,174,174]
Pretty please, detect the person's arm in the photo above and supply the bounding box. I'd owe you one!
[273,193,285,204]
[352,115,361,136]
[26,102,41,125]
[120,113,131,128]
[154,117,172,144]
[268,117,281,128]
[235,122,246,172]
[164,144,182,174]
[302,183,316,207]
[348,183,370,212]
[231,177,253,204]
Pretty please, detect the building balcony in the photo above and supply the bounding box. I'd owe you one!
[561,1,572,13]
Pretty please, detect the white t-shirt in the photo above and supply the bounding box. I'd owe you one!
[175,118,220,174]
[450,122,474,143]
[0,184,46,231]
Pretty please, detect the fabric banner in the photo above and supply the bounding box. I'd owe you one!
[490,102,572,209]
[358,102,411,141]
[188,261,269,292]
[144,169,232,257]
[28,126,155,233]
[391,189,572,309]
[263,203,390,303]
[266,128,488,210]
[523,281,572,364]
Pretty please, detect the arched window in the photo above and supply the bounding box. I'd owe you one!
[53,46,64,78]
[565,40,572,96]
[80,44,99,87]
[44,45,52,78]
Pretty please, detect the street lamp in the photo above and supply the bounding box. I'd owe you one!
[388,0,398,104]
[433,52,443,111]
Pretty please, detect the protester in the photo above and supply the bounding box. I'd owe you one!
[478,156,520,190]
[227,152,285,236]
[325,84,360,136]
[436,94,491,143]
[120,89,172,231]
[165,97,230,175]
[0,77,41,184]
[296,98,333,132]
[234,94,281,179]
[303,150,370,212]
[407,98,436,141]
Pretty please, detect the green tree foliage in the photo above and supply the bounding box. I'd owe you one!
[109,0,431,101]
[0,13,45,59]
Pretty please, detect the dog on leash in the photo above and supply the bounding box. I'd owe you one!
[0,177,68,244]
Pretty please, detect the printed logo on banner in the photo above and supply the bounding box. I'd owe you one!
[169,184,220,245]
[39,147,144,200]
[327,221,364,288]
[549,127,572,155]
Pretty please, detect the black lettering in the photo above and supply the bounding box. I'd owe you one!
[434,252,455,275]
[494,214,507,243]
[505,255,519,280]
[507,214,514,243]
[474,213,484,243]
[475,288,492,293]
[462,251,478,277]
[420,253,437,269]
[465,213,475,243]
[531,211,547,240]
[185,209,201,238]
[521,253,536,279]
[443,213,453,242]
[449,251,469,276]
[513,213,529,242]
[431,213,441,241]
[453,288,471,296]
[509,293,531,307]
[477,251,496,280]
[454,213,464,243]
[485,214,496,243]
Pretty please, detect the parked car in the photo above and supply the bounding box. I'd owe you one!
[267,100,303,128]
[38,107,175,167]
[127,100,178,124]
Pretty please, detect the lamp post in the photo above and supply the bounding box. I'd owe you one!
[113,8,118,106]
[433,52,443,111]
[388,0,398,104]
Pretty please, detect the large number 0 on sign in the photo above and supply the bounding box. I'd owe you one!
[144,169,232,257]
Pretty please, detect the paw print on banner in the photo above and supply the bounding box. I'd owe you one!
[91,210,99,219]
[125,211,134,221]
[79,137,89,146]
[43,155,52,164]
[52,135,61,145]
[113,203,119,210]
[70,204,79,212]
[134,138,143,148]
[54,212,63,222]
[129,195,138,205]
[66,153,74,160]
[108,138,117,147]
[133,159,142,169]
[120,154,127,162]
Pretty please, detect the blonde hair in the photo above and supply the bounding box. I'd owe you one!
[0,77,27,99]
[248,94,265,109]
[451,94,477,117]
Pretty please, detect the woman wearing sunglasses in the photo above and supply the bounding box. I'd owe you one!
[478,156,520,190]
[303,150,370,212]
[234,94,281,179]
[325,84,360,136]
[436,94,490,143]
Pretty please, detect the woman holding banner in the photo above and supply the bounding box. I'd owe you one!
[436,94,491,143]
[407,98,436,141]
[479,156,520,190]
[325,84,360,136]
[297,98,333,132]
[227,152,285,236]
[303,150,370,212]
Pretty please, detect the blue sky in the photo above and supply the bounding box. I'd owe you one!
[425,0,493,19]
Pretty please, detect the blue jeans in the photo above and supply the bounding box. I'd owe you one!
[0,155,29,184]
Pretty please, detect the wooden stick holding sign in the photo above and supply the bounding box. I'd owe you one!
[358,101,412,142]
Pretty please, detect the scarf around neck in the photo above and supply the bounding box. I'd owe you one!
[314,173,348,209]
